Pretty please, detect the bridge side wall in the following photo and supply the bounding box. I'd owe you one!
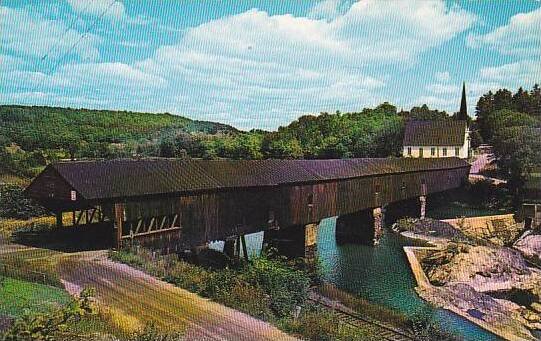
[119,167,469,248]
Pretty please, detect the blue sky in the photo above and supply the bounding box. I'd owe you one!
[1,1,540,130]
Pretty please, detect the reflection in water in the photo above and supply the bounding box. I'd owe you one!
[220,217,503,341]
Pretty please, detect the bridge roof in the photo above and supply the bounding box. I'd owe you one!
[27,157,469,202]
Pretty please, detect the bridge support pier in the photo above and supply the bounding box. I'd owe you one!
[336,207,383,245]
[384,197,426,225]
[419,195,426,220]
[263,223,319,261]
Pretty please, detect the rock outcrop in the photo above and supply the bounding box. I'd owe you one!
[515,233,541,264]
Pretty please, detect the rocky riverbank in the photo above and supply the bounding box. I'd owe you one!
[396,217,541,340]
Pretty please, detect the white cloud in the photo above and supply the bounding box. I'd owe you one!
[414,95,456,109]
[479,60,541,85]
[426,83,459,95]
[129,1,475,128]
[66,0,126,21]
[1,1,479,129]
[435,71,451,82]
[0,6,100,60]
[308,0,351,21]
[467,7,541,56]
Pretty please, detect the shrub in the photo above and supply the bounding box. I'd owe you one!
[244,256,310,318]
[128,324,183,341]
[280,305,376,341]
[409,315,461,341]
[0,288,97,341]
[0,184,48,220]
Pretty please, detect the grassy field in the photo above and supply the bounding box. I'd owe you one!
[0,277,70,317]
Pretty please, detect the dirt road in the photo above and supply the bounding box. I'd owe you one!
[58,252,297,340]
[0,244,296,340]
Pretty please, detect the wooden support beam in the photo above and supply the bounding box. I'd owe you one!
[171,214,178,228]
[114,203,124,250]
[135,219,143,234]
[159,216,167,230]
[241,235,249,261]
[235,236,241,260]
[88,208,96,224]
[56,212,63,228]
[75,210,84,226]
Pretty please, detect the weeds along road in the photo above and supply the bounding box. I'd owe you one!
[0,244,297,341]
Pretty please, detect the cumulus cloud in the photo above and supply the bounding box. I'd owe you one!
[1,1,479,129]
[308,0,352,21]
[0,6,100,60]
[467,7,541,56]
[128,1,476,128]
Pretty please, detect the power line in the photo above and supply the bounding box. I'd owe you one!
[40,0,94,62]
[31,0,118,94]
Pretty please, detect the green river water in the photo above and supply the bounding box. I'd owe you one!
[234,217,505,341]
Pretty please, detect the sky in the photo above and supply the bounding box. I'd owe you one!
[1,1,540,130]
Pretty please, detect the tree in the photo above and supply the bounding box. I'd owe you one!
[492,126,541,192]
[159,138,178,158]
[405,104,449,121]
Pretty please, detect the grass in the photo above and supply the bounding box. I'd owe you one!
[316,282,410,329]
[110,246,390,340]
[0,247,64,286]
[0,277,70,317]
[0,215,67,239]
[427,201,511,220]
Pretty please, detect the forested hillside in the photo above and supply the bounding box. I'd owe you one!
[1,84,539,186]
[0,105,237,178]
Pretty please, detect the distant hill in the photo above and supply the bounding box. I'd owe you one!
[0,105,238,152]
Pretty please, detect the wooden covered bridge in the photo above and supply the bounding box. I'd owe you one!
[25,157,470,257]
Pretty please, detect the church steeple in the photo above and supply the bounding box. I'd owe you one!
[458,81,468,120]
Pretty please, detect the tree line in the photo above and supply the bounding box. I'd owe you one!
[474,85,541,192]
[1,86,539,188]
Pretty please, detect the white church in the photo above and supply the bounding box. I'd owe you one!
[402,120,470,159]
[402,83,471,159]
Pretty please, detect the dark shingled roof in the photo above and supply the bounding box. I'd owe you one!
[403,120,467,146]
[33,157,470,201]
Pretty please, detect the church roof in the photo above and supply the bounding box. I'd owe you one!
[403,120,467,146]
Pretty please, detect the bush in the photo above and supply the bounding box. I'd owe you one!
[280,305,376,341]
[409,315,461,341]
[0,184,48,219]
[0,288,97,341]
[128,324,183,341]
[243,256,310,318]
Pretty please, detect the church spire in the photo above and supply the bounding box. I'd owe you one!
[458,81,467,120]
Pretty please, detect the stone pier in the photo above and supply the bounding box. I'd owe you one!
[263,223,319,261]
[335,207,383,245]
[419,195,426,220]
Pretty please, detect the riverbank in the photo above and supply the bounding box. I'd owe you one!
[397,218,540,341]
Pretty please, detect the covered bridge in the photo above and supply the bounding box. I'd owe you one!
[25,157,470,254]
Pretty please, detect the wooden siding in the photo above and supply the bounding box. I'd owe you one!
[117,166,469,246]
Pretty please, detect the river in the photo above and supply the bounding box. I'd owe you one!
[219,216,505,341]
